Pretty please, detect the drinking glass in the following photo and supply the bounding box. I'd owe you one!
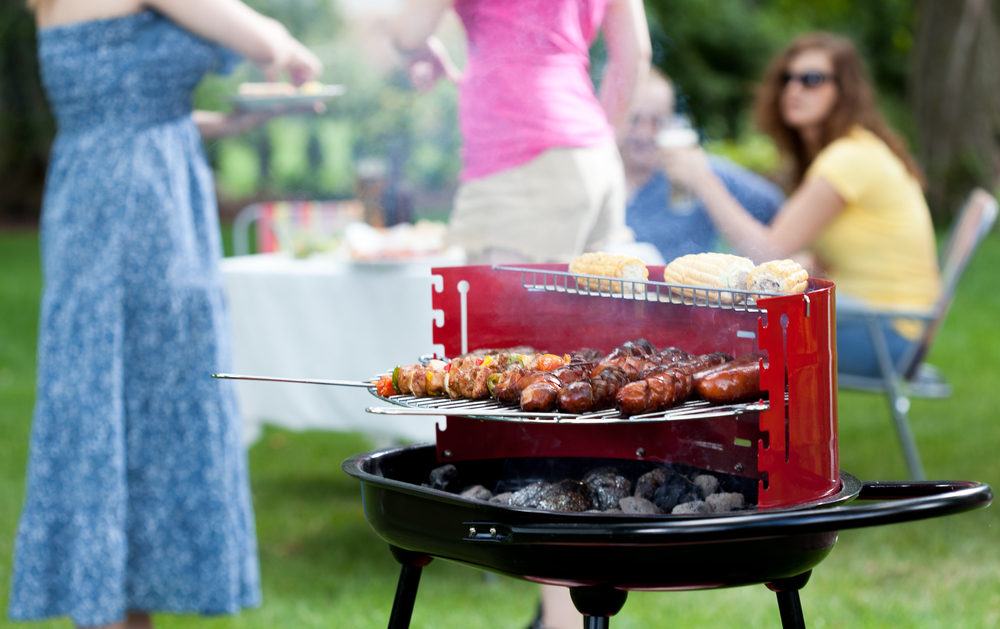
[655,114,700,213]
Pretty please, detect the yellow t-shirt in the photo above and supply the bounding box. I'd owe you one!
[807,127,941,340]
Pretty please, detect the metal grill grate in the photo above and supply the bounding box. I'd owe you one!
[367,388,775,424]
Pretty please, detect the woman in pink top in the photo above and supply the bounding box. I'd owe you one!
[394,0,651,264]
[394,2,648,626]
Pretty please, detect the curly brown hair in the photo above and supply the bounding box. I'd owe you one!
[753,32,924,190]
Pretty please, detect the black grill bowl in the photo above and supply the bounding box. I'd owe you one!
[343,444,991,628]
[344,443,986,589]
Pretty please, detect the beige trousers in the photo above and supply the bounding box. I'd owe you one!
[448,141,634,264]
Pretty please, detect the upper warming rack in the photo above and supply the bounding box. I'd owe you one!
[493,265,796,313]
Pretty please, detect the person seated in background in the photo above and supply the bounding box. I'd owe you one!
[659,32,941,378]
[620,69,785,263]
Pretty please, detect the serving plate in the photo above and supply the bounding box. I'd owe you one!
[229,84,345,111]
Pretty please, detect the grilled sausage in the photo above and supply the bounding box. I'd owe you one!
[668,352,733,399]
[557,381,595,414]
[695,354,766,404]
[521,365,590,412]
[520,374,562,411]
[657,346,691,363]
[615,372,677,417]
[555,363,629,413]
[614,351,732,416]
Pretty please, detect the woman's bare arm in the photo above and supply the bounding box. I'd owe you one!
[391,0,460,89]
[697,170,845,262]
[143,0,321,83]
[598,0,652,131]
[392,0,454,54]
[664,145,845,262]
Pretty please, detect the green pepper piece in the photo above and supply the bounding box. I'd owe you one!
[391,366,401,393]
[486,373,500,397]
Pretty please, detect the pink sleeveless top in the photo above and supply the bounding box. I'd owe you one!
[454,0,614,181]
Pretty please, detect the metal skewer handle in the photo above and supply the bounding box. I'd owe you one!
[211,373,377,388]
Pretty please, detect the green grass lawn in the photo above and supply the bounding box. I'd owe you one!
[1,227,998,628]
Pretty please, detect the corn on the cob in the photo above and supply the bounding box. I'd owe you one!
[662,253,754,303]
[569,252,648,294]
[747,260,809,295]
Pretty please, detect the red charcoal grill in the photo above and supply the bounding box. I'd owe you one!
[338,264,992,629]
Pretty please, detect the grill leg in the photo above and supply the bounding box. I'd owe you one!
[570,587,628,629]
[387,546,432,629]
[767,571,811,629]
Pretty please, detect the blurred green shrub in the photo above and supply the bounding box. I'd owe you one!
[216,140,261,199]
[645,0,916,140]
[195,0,462,206]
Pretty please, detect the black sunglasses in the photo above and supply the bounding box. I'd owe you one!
[782,71,834,88]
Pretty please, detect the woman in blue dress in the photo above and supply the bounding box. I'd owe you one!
[9,1,321,627]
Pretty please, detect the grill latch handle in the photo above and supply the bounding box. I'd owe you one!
[464,522,510,542]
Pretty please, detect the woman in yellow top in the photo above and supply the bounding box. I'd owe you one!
[663,32,941,377]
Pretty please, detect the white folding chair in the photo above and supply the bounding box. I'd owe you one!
[837,188,998,479]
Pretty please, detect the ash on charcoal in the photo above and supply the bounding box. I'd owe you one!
[583,467,633,511]
[619,496,662,514]
[671,500,713,515]
[441,456,755,516]
[536,479,593,512]
[634,468,668,501]
[460,485,493,501]
[706,492,746,513]
[511,482,550,508]
[693,474,720,498]
[490,492,513,505]
[429,464,459,492]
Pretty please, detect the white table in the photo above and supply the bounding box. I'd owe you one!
[220,254,450,446]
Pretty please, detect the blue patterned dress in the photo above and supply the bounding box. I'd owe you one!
[8,11,261,626]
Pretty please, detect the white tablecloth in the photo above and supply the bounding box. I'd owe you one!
[220,254,446,446]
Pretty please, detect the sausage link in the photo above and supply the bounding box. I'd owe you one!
[695,354,765,404]
[520,374,562,411]
[557,381,594,413]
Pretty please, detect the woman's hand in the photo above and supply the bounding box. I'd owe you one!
[406,36,462,91]
[256,20,323,85]
[659,145,714,197]
[392,0,459,90]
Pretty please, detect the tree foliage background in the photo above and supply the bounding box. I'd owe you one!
[1,0,998,224]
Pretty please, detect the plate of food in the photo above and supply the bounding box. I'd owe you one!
[230,81,345,111]
[336,221,466,266]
